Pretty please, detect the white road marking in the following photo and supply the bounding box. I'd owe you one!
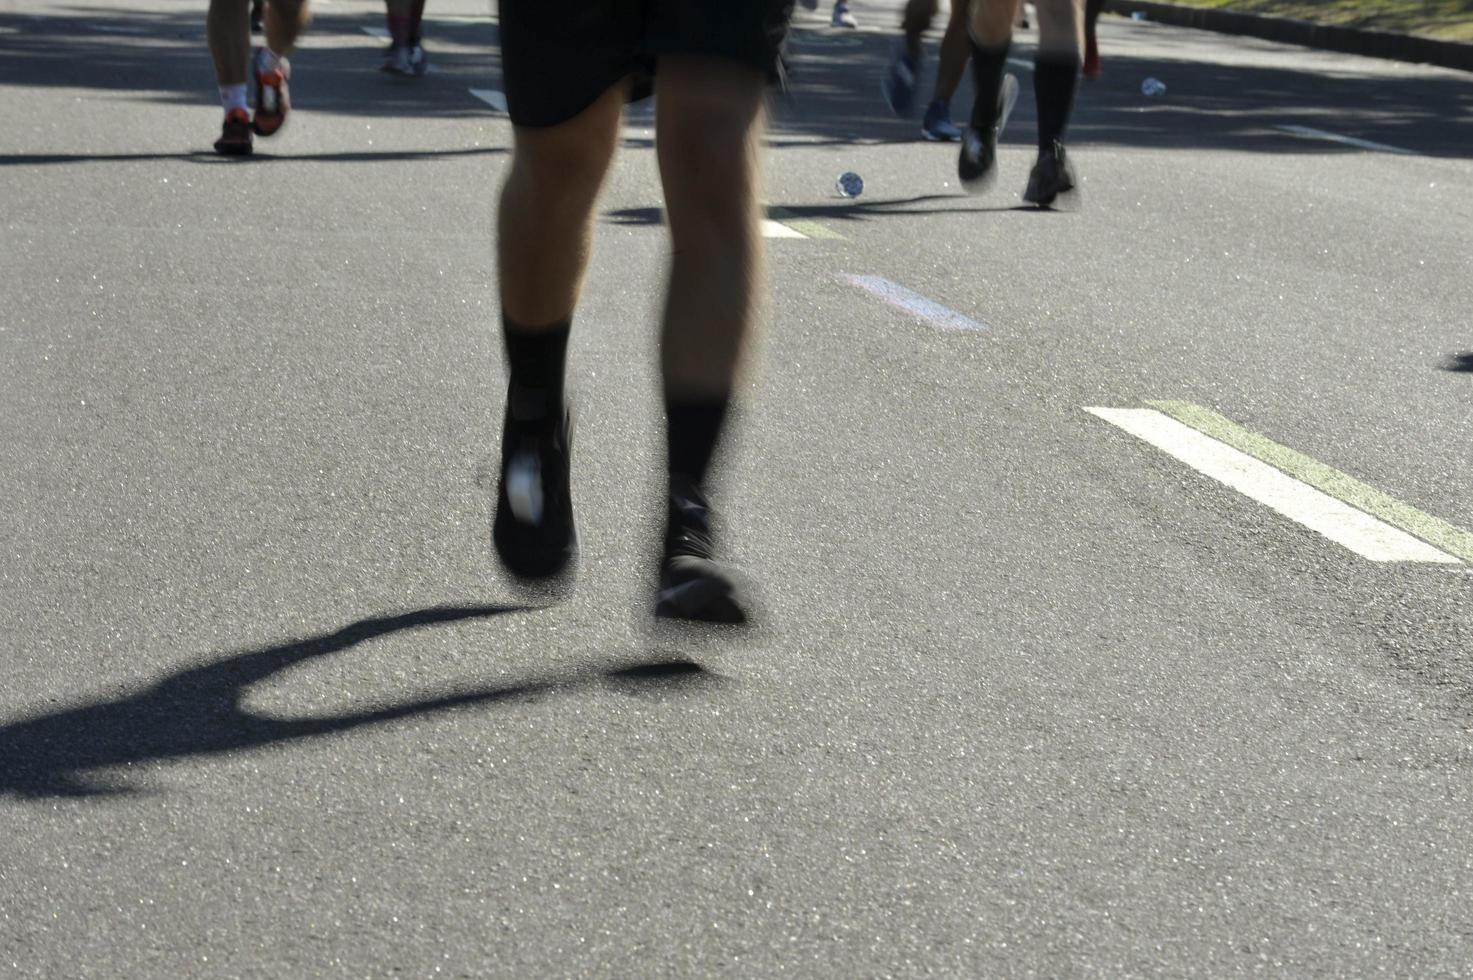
[611,207,808,238]
[1152,400,1473,562]
[1086,408,1458,563]
[1273,124,1413,155]
[1006,57,1034,71]
[844,275,986,333]
[761,219,807,239]
[360,25,390,38]
[469,88,508,113]
[89,24,149,34]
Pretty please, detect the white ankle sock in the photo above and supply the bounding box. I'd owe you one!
[219,83,249,113]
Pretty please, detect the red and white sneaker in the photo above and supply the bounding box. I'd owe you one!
[251,48,290,137]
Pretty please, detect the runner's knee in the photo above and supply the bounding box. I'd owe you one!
[1033,0,1083,51]
[509,103,621,206]
[970,0,1017,44]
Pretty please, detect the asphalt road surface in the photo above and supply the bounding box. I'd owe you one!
[3,0,1472,975]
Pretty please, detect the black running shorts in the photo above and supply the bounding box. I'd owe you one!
[498,0,794,129]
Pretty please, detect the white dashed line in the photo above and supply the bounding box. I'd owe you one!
[1086,407,1458,563]
[844,275,985,333]
[761,219,807,239]
[469,88,508,113]
[1273,124,1413,155]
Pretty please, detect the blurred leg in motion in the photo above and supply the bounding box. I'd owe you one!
[491,0,789,623]
[1024,0,1082,204]
[652,56,770,624]
[208,0,308,151]
[491,85,625,582]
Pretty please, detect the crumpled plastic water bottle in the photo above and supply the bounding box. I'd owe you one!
[836,171,864,198]
[1141,77,1167,97]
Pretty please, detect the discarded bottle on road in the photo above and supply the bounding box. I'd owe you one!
[1141,77,1166,96]
[1131,10,1147,19]
[836,171,864,198]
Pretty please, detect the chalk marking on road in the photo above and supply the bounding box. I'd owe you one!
[469,88,508,113]
[1150,400,1473,563]
[843,275,986,333]
[1273,124,1413,155]
[1006,58,1035,71]
[1086,407,1458,563]
[361,25,390,39]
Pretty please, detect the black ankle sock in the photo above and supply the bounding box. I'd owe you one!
[1033,54,1081,150]
[503,315,570,422]
[968,40,1011,130]
[665,397,730,491]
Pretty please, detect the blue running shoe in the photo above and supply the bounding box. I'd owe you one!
[921,99,962,141]
[882,43,919,116]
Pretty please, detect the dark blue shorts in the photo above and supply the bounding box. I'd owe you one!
[498,0,794,128]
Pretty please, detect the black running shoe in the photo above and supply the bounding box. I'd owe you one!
[958,73,1019,193]
[213,108,254,156]
[492,401,577,582]
[957,124,998,190]
[1023,140,1078,208]
[655,478,750,625]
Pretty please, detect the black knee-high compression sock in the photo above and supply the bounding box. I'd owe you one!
[968,40,1011,131]
[503,315,570,423]
[665,397,730,491]
[1033,53,1081,150]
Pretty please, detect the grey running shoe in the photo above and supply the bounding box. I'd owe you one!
[380,43,412,75]
[406,42,428,76]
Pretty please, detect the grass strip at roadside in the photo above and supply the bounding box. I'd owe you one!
[1134,0,1473,41]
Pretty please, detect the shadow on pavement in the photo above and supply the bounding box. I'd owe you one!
[0,146,509,166]
[0,7,505,121]
[2,6,1471,158]
[0,604,718,801]
[604,195,1035,229]
[778,20,1473,158]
